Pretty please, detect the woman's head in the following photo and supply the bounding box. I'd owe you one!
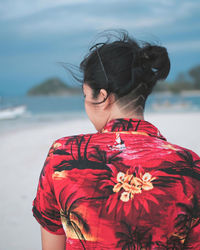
[80,30,170,131]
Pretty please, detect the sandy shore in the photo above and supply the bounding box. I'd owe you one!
[0,112,200,250]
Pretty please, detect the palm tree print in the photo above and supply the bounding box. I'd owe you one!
[59,189,91,249]
[158,149,200,181]
[110,119,140,132]
[115,221,153,250]
[152,175,181,188]
[175,194,200,246]
[154,237,183,249]
[53,135,123,172]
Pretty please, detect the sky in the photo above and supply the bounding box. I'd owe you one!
[0,0,200,96]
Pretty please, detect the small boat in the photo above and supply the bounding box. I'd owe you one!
[0,105,27,120]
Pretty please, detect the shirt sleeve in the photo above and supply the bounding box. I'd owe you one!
[32,141,65,235]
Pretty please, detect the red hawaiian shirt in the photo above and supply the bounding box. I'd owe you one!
[32,118,200,249]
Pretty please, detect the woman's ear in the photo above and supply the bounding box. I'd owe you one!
[99,89,115,109]
[99,89,108,102]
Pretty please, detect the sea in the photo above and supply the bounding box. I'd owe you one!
[0,93,200,134]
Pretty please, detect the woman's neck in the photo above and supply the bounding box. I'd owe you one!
[107,109,144,122]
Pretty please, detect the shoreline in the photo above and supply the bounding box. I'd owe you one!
[2,90,200,98]
[150,90,200,97]
[1,109,200,135]
[180,90,200,96]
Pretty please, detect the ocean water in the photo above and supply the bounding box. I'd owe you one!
[0,95,86,133]
[0,94,200,134]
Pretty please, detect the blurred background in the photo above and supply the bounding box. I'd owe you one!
[0,0,200,249]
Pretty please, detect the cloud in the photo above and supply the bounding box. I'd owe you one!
[5,5,171,37]
[84,16,171,31]
[0,0,92,20]
[18,14,170,38]
[1,0,198,40]
[1,0,199,22]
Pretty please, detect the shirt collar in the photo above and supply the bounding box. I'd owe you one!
[100,118,167,141]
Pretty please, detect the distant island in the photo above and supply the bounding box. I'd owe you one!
[27,77,81,96]
[27,64,200,96]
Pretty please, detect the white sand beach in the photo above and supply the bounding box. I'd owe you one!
[0,112,200,250]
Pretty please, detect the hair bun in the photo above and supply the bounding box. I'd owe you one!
[140,45,170,82]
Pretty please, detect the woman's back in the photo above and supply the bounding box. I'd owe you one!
[33,118,200,249]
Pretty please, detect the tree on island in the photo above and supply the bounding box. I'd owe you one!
[27,77,81,96]
[189,65,200,90]
[153,64,200,94]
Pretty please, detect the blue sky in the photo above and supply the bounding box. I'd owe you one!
[0,0,200,96]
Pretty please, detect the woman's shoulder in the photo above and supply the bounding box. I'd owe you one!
[166,140,200,161]
[53,132,99,144]
[158,141,200,183]
[50,132,106,151]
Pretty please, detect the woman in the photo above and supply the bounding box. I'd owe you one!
[32,31,200,249]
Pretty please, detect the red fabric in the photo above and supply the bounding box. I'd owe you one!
[32,118,200,249]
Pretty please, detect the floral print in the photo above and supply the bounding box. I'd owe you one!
[113,171,156,202]
[32,118,200,249]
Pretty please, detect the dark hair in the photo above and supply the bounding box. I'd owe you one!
[78,30,170,114]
